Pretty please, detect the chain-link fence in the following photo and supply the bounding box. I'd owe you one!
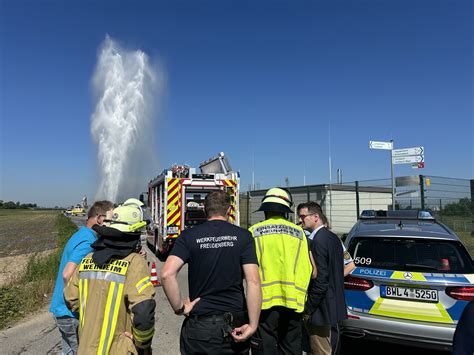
[240,176,473,254]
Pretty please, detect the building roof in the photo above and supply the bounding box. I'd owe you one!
[243,183,392,196]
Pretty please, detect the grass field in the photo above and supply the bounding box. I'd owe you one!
[0,211,78,329]
[0,209,59,258]
[434,214,474,256]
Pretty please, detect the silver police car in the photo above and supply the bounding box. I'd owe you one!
[342,210,474,351]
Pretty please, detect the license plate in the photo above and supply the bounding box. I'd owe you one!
[380,286,438,302]
[167,226,178,235]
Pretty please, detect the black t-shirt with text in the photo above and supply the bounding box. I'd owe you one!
[170,219,258,315]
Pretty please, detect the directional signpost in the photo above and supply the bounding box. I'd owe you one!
[392,146,425,170]
[392,155,424,165]
[369,141,393,150]
[369,142,426,210]
[369,140,395,209]
[392,146,424,157]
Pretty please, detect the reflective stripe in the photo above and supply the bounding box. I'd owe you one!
[132,326,154,343]
[98,282,123,355]
[136,276,152,293]
[293,237,302,274]
[255,237,265,281]
[107,283,124,353]
[252,224,303,239]
[80,271,126,284]
[138,281,153,294]
[82,279,88,328]
[262,295,304,308]
[79,279,84,328]
[261,280,307,293]
[369,297,453,324]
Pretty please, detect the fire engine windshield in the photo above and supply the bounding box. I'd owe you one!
[184,191,208,227]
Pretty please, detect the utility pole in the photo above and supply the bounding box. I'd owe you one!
[252,147,255,191]
[303,160,306,186]
[390,140,395,210]
[328,121,333,222]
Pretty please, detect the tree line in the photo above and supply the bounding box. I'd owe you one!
[0,200,38,209]
[441,198,472,217]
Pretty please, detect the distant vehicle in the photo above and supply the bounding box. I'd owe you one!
[342,210,474,351]
[71,204,86,217]
[146,152,240,261]
[63,207,73,217]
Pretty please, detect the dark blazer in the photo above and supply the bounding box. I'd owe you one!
[452,300,474,355]
[305,227,347,326]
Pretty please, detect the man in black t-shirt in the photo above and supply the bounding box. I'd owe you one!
[161,190,262,354]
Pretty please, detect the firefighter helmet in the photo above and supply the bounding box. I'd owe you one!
[107,198,149,233]
[256,187,294,214]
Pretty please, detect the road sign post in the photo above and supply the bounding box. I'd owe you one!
[369,140,395,210]
[369,142,426,211]
[390,141,395,210]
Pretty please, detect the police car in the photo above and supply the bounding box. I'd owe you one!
[341,210,474,351]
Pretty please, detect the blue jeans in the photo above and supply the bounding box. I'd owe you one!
[54,316,79,355]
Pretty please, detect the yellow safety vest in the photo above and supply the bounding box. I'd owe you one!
[249,216,312,313]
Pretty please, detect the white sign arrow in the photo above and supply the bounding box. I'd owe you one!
[392,146,424,157]
[392,155,424,165]
[369,141,393,150]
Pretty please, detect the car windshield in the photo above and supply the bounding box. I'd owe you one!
[348,237,473,274]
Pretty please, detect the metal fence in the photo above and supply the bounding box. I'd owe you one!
[240,176,473,240]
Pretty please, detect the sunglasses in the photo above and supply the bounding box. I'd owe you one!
[298,213,317,221]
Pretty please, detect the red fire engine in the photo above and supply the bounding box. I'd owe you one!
[146,152,239,260]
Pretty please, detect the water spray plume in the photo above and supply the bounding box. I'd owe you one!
[91,36,162,202]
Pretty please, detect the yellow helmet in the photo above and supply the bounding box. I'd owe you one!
[107,198,148,233]
[257,187,294,214]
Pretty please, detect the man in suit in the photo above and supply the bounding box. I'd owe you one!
[299,202,347,355]
[452,300,474,355]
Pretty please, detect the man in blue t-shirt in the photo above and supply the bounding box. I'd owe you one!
[50,200,113,355]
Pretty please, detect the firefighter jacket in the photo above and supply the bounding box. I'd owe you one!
[64,252,156,355]
[249,216,312,313]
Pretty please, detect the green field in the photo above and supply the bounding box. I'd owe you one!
[0,211,77,329]
[0,209,59,257]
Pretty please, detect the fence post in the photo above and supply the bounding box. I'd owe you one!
[355,181,360,217]
[246,191,250,229]
[419,175,425,210]
[470,179,474,237]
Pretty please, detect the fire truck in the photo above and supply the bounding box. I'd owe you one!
[146,152,240,260]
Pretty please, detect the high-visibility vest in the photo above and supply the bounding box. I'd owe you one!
[249,216,312,313]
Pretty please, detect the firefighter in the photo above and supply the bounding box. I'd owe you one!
[249,187,314,354]
[64,198,155,355]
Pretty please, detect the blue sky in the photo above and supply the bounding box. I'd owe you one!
[1,0,472,207]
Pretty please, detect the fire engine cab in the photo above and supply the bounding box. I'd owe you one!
[146,152,239,260]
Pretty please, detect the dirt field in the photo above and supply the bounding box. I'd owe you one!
[0,210,59,286]
[0,210,59,258]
